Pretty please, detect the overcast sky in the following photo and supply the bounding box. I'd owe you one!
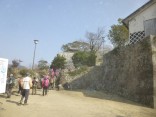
[0,0,149,67]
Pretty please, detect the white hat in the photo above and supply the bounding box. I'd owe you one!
[10,74,13,77]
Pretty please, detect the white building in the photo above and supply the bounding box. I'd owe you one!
[58,52,75,71]
[123,0,156,44]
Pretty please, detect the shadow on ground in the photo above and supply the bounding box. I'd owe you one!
[66,89,146,108]
[0,103,6,111]
[6,100,19,106]
[0,94,6,99]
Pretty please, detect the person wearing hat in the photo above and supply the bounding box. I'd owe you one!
[19,73,32,105]
[6,74,15,98]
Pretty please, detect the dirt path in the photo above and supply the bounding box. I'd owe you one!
[0,89,156,117]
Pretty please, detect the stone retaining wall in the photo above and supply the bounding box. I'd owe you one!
[69,35,156,108]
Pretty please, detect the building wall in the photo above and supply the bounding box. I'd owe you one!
[129,3,156,34]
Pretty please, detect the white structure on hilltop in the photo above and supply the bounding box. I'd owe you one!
[58,52,75,71]
[123,0,156,44]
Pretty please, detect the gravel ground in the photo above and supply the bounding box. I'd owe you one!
[0,89,156,117]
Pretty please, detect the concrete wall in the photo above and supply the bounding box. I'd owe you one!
[69,36,156,108]
[129,3,156,34]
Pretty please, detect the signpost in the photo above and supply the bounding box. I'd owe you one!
[0,58,8,93]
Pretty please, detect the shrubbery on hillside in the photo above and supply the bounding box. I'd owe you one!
[72,51,96,68]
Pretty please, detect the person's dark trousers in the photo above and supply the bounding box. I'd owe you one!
[18,85,22,94]
[20,89,30,104]
[43,87,48,96]
[6,84,12,98]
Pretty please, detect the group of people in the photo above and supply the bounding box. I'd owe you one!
[5,69,62,105]
[5,73,31,105]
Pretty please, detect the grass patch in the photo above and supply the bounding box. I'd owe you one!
[68,66,88,76]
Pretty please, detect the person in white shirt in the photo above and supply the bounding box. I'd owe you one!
[20,73,32,105]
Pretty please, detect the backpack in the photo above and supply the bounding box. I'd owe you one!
[32,79,38,86]
[42,78,49,88]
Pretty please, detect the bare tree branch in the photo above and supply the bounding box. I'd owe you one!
[86,27,105,52]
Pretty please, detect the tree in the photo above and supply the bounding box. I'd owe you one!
[37,60,49,76]
[86,27,105,52]
[50,54,66,69]
[12,59,22,68]
[72,51,89,67]
[38,60,49,70]
[61,40,90,52]
[9,59,22,77]
[108,18,129,47]
[87,51,96,66]
[72,51,96,68]
[19,68,29,76]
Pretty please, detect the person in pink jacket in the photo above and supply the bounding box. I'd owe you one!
[42,75,49,96]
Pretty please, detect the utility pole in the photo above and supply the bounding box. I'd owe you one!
[32,40,39,70]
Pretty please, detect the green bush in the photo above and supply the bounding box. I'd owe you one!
[87,51,96,66]
[50,54,66,69]
[72,51,96,68]
[19,69,28,76]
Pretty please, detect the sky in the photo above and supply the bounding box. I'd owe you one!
[0,0,149,67]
